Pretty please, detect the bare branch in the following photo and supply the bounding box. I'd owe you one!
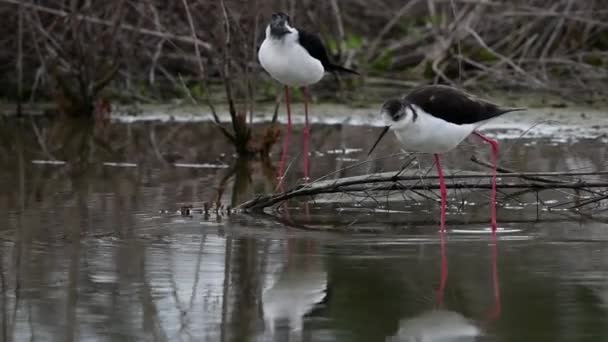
[1,0,212,50]
[237,167,608,211]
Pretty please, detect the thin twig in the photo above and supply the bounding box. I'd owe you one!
[466,26,545,87]
[181,0,204,77]
[366,0,420,61]
[329,0,345,58]
[178,74,235,143]
[470,156,567,184]
[219,0,239,136]
[16,1,23,116]
[239,180,608,211]
[2,0,212,49]
[569,193,608,210]
[238,168,608,211]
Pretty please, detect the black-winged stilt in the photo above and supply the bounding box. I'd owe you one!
[258,12,359,179]
[367,85,525,233]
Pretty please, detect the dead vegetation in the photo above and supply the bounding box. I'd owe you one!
[1,0,607,155]
[2,0,607,104]
[237,156,608,214]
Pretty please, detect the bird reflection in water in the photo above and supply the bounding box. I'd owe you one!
[388,233,501,342]
[260,241,327,338]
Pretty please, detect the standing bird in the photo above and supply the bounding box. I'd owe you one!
[367,85,525,233]
[258,12,359,179]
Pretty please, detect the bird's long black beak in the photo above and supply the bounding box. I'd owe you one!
[367,126,390,156]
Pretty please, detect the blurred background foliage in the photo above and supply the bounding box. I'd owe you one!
[1,0,607,117]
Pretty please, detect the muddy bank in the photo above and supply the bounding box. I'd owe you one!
[4,101,608,143]
[110,102,608,141]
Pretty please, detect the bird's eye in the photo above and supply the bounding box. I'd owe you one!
[394,110,406,121]
[381,99,404,121]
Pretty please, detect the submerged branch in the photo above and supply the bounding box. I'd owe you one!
[237,169,608,211]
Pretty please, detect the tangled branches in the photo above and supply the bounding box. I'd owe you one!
[237,158,608,212]
[0,0,606,111]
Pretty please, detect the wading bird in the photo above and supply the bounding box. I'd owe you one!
[367,85,524,233]
[258,12,359,179]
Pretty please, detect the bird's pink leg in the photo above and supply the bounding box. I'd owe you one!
[302,87,311,180]
[436,227,448,307]
[434,154,447,232]
[473,132,499,234]
[488,233,502,320]
[278,86,292,178]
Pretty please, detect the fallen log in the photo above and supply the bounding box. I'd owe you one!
[237,169,608,212]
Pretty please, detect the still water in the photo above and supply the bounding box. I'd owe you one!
[1,117,608,341]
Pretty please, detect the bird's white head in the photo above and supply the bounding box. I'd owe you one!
[266,12,296,39]
[368,98,417,155]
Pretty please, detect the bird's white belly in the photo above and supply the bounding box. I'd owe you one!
[259,40,325,87]
[391,112,477,153]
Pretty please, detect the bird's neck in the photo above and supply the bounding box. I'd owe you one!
[266,26,298,42]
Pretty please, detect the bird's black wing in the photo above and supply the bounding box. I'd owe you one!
[405,85,523,125]
[297,30,331,67]
[298,30,359,75]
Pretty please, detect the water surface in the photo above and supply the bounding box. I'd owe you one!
[1,117,607,341]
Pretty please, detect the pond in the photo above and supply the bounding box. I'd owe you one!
[1,107,608,341]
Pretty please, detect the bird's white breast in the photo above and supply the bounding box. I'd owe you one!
[258,31,325,87]
[391,108,477,154]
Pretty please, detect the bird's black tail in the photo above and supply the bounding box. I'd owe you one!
[328,63,360,76]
